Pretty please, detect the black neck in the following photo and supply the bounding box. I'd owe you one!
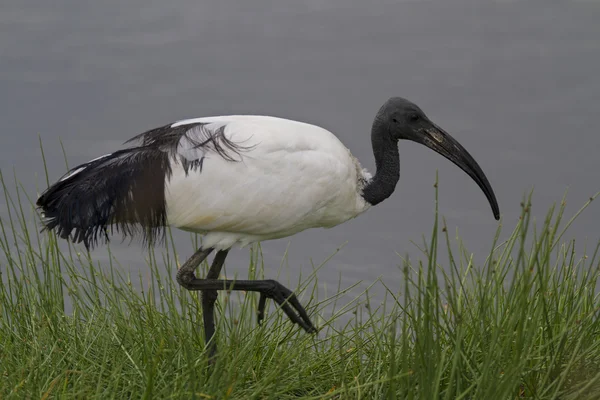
[361,121,400,206]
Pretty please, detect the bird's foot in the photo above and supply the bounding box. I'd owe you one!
[256,279,317,334]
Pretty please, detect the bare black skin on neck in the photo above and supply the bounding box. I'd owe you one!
[361,118,400,206]
[360,97,500,221]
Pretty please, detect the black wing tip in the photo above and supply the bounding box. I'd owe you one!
[37,119,253,249]
[35,149,171,250]
[37,210,167,251]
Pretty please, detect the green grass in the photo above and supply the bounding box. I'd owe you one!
[2,167,600,399]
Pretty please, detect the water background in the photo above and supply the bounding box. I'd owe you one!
[2,0,600,308]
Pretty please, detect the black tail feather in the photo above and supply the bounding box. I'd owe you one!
[36,147,171,249]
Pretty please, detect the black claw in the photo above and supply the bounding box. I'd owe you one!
[257,293,267,325]
[258,280,317,334]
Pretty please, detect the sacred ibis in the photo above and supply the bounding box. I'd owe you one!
[37,97,500,358]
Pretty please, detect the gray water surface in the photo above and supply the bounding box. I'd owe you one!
[2,0,600,305]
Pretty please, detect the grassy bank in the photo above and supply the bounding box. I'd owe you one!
[2,170,600,399]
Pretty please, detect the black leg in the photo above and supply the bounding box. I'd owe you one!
[176,247,231,361]
[177,277,316,334]
[175,247,214,287]
[176,247,317,364]
[176,247,216,359]
[201,250,229,361]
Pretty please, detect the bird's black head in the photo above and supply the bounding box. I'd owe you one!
[374,97,500,220]
[375,97,429,142]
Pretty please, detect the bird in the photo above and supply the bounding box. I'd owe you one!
[36,97,500,360]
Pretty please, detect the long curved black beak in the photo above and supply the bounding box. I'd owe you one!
[415,123,500,220]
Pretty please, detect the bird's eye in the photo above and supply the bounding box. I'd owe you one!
[409,114,420,122]
[392,118,398,123]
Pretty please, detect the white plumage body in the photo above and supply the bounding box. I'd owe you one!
[164,116,372,249]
